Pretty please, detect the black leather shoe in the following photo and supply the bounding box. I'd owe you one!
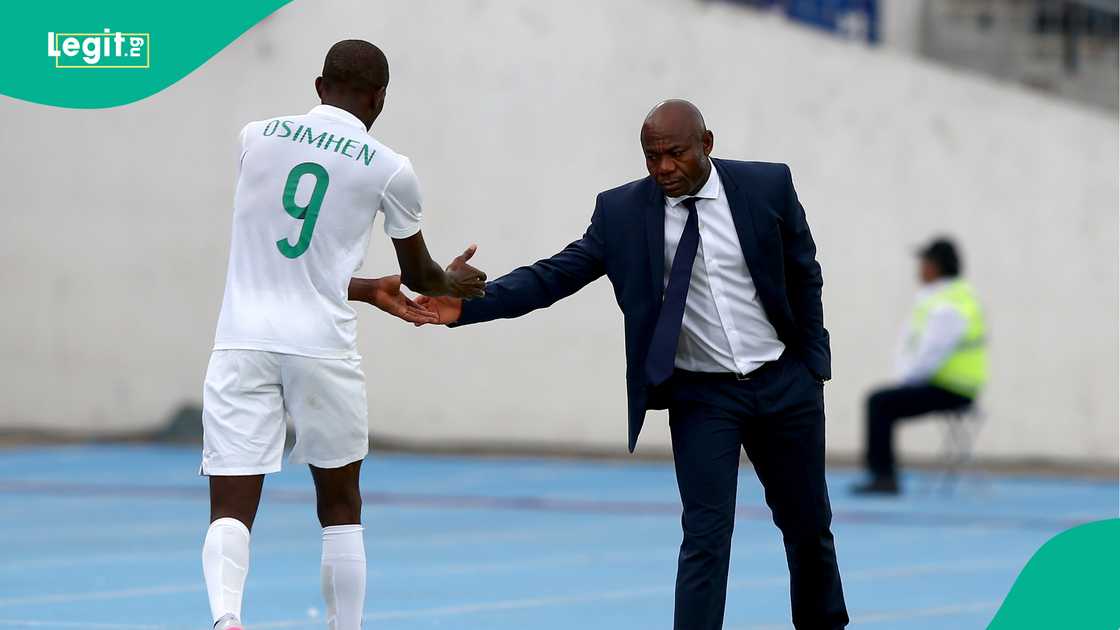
[850,477,900,496]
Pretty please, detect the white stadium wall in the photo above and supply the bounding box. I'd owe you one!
[1,0,1116,464]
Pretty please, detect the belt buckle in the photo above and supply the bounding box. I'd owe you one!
[735,372,752,381]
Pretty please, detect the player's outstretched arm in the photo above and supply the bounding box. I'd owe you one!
[391,232,487,299]
[348,275,439,325]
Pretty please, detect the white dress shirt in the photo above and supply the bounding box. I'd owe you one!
[663,163,785,374]
[894,280,967,385]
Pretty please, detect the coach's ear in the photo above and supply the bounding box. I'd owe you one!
[314,76,325,100]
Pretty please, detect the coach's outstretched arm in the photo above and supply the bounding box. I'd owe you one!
[416,200,608,326]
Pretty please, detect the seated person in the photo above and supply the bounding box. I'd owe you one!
[852,237,988,495]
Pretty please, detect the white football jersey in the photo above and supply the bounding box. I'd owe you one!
[213,104,422,358]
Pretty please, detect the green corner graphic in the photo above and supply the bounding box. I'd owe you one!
[1,0,292,108]
[988,518,1120,629]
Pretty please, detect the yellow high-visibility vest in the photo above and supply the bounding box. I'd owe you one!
[911,279,988,398]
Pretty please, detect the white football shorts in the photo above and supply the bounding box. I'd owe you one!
[199,349,369,475]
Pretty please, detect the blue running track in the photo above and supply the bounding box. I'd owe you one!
[0,445,1115,629]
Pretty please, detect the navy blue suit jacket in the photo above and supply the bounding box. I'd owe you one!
[454,158,830,452]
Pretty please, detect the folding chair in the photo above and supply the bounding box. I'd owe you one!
[928,402,987,495]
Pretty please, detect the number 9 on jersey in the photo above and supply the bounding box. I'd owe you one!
[276,162,330,259]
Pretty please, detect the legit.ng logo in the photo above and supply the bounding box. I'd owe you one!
[47,29,150,69]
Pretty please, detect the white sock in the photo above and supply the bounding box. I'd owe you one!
[202,517,250,623]
[321,524,366,630]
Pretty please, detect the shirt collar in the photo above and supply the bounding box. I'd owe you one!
[666,161,721,207]
[917,278,952,300]
[308,104,367,131]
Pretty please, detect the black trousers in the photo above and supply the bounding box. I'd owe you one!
[860,381,976,477]
[668,353,848,630]
[864,384,973,479]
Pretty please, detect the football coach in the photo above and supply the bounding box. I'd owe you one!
[417,100,848,630]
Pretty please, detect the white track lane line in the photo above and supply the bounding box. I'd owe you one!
[0,518,650,571]
[248,557,1023,628]
[0,553,1019,610]
[0,622,160,629]
[735,599,1001,629]
[0,584,201,608]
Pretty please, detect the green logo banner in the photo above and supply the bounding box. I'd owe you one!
[1,0,292,108]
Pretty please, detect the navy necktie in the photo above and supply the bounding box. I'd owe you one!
[645,197,700,385]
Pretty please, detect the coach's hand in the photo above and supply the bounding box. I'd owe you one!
[413,295,462,326]
[361,275,439,325]
[445,245,487,300]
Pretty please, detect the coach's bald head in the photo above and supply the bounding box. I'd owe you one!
[641,100,714,197]
[315,40,390,130]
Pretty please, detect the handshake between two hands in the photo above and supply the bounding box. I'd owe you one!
[362,244,485,327]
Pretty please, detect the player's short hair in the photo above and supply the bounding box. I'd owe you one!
[321,40,389,93]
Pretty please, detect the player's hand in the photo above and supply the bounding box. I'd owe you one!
[414,295,463,326]
[446,244,486,299]
[367,276,439,325]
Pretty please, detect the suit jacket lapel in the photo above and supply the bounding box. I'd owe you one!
[713,158,764,282]
[644,178,666,300]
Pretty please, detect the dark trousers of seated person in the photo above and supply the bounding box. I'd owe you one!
[865,384,973,479]
[668,353,848,630]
